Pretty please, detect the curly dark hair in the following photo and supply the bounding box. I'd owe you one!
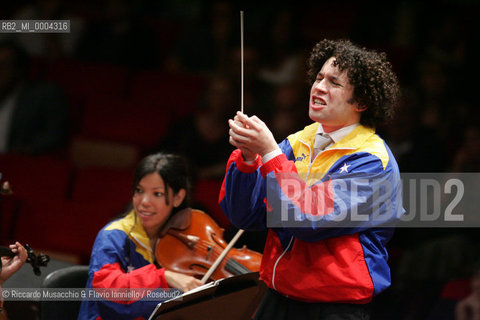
[307,39,400,128]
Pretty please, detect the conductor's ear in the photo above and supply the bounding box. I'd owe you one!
[355,105,367,112]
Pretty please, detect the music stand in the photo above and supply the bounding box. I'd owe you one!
[148,272,266,320]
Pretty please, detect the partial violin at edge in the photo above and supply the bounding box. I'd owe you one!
[0,244,50,276]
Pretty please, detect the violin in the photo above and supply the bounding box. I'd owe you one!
[1,179,50,276]
[155,209,262,282]
[0,244,50,276]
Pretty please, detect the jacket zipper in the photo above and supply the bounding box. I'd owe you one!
[272,236,294,290]
[271,138,347,290]
[271,139,310,290]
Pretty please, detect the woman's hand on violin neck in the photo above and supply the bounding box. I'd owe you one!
[0,242,27,284]
[164,270,203,293]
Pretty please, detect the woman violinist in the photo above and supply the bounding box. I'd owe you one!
[78,153,203,320]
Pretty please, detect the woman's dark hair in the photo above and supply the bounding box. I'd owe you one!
[307,39,400,128]
[132,152,191,214]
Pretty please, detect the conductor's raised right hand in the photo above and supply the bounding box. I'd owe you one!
[229,112,278,159]
[228,113,257,162]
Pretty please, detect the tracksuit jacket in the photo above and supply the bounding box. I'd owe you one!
[78,211,169,320]
[219,123,404,303]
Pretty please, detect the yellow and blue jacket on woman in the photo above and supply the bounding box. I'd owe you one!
[78,211,169,320]
[219,123,404,303]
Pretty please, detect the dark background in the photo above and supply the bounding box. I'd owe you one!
[1,0,479,319]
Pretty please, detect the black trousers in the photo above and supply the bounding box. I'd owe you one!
[253,288,370,320]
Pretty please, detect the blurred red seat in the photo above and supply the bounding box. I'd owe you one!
[71,166,134,204]
[69,136,140,169]
[14,199,125,263]
[0,194,21,243]
[0,154,73,201]
[129,71,205,120]
[44,60,130,97]
[79,94,171,149]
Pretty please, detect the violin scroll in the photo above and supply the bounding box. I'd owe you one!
[25,244,50,276]
[0,244,50,276]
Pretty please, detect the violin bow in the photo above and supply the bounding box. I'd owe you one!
[200,228,244,283]
[201,11,247,284]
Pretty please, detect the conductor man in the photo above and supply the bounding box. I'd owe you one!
[219,39,403,320]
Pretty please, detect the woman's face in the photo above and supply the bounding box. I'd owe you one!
[132,172,185,237]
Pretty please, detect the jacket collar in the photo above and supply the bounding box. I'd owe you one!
[299,122,376,151]
[123,210,151,252]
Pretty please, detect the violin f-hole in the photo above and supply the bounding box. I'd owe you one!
[206,246,213,261]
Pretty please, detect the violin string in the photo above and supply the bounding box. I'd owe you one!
[197,240,229,262]
[166,235,246,279]
[189,241,247,276]
[200,229,245,283]
[196,240,247,271]
[162,236,228,264]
